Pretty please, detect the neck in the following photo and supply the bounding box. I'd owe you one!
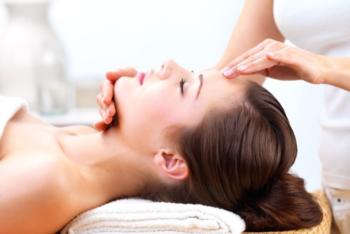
[58,127,154,202]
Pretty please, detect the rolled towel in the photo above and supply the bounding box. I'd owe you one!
[61,198,245,234]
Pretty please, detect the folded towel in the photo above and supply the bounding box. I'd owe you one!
[61,198,245,234]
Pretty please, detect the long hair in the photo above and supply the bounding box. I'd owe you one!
[139,81,322,231]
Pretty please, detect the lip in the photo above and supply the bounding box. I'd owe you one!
[137,72,146,85]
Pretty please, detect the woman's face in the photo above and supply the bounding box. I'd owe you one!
[114,59,244,153]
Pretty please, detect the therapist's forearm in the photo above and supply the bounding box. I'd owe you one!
[214,0,284,85]
[325,57,350,91]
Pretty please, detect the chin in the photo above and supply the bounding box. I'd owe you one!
[112,77,141,129]
[112,78,133,129]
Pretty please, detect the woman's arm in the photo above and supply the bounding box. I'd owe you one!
[216,0,284,84]
[326,57,350,91]
[221,39,350,91]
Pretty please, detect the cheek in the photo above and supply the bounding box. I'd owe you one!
[141,88,178,123]
[114,79,204,150]
[115,81,178,142]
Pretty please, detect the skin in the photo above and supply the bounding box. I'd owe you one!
[217,0,350,91]
[216,0,350,90]
[0,60,244,233]
[216,0,284,84]
[95,0,283,125]
[98,0,350,131]
[222,39,350,91]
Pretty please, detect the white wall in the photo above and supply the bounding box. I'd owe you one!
[0,0,323,190]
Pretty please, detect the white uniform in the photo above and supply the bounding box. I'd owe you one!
[0,96,27,139]
[274,0,350,233]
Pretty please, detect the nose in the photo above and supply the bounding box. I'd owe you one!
[159,59,189,80]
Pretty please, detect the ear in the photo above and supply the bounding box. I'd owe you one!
[153,149,189,181]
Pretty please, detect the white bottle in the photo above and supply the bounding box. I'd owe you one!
[0,0,70,114]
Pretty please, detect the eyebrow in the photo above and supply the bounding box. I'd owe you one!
[195,74,204,99]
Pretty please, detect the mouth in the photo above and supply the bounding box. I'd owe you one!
[137,72,146,85]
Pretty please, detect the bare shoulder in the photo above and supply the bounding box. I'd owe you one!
[0,153,82,233]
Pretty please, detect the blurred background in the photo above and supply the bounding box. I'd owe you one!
[0,0,323,190]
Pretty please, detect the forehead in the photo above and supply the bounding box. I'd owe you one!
[198,70,245,102]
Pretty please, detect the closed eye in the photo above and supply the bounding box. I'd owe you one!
[179,78,187,96]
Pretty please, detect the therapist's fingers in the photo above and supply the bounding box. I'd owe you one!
[104,67,138,104]
[96,93,111,123]
[106,67,138,83]
[96,96,115,123]
[265,48,320,82]
[222,46,266,78]
[233,49,273,72]
[228,39,272,67]
[94,121,107,131]
[94,118,113,131]
[101,80,115,105]
[236,56,278,75]
[223,39,285,78]
[235,47,312,81]
[105,103,116,121]
[222,39,274,77]
[266,48,301,68]
[233,47,294,76]
[96,93,107,109]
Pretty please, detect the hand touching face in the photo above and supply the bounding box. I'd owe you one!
[95,67,138,130]
[113,59,245,154]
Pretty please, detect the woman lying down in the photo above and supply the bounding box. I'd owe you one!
[0,59,322,233]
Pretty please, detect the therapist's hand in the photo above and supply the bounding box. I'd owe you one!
[222,39,332,85]
[94,67,138,131]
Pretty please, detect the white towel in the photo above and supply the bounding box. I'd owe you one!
[0,96,28,138]
[61,198,245,234]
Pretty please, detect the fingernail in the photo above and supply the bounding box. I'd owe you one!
[102,95,109,104]
[223,67,234,77]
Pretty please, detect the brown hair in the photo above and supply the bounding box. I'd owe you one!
[139,81,322,232]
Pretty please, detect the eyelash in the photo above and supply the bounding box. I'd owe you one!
[179,78,186,95]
